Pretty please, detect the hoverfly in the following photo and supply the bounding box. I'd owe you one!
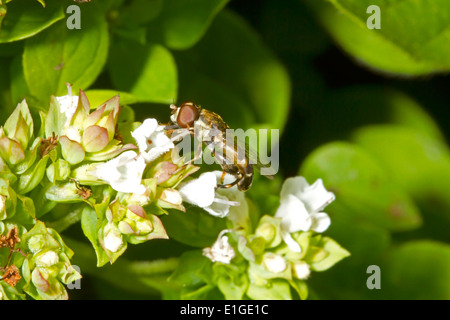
[166,102,274,191]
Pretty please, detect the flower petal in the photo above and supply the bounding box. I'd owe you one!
[203,194,232,217]
[131,118,158,153]
[202,232,235,264]
[178,172,217,208]
[280,176,309,200]
[96,151,147,194]
[56,92,79,127]
[281,231,302,253]
[280,177,335,213]
[310,212,331,233]
[131,119,174,162]
[275,194,311,233]
[293,261,311,280]
[103,224,123,253]
[262,252,287,273]
[297,179,335,213]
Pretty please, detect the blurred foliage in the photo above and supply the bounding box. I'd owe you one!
[0,0,449,299]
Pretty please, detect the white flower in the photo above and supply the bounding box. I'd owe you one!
[178,171,239,217]
[131,118,175,163]
[203,230,235,264]
[275,177,335,252]
[262,252,287,273]
[56,84,81,142]
[35,250,59,267]
[160,188,183,206]
[212,171,249,229]
[103,223,123,253]
[0,195,6,220]
[292,261,311,280]
[56,88,79,127]
[96,151,147,194]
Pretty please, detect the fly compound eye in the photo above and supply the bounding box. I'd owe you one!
[177,102,199,128]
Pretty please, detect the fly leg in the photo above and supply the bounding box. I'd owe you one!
[181,139,203,166]
[217,172,241,189]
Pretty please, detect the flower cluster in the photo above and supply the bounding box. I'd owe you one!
[0,87,349,300]
[0,87,196,299]
[169,177,349,300]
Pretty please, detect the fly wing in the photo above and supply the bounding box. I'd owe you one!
[227,129,277,179]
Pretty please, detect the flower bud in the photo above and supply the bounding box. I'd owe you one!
[3,100,34,150]
[82,125,110,153]
[35,250,59,267]
[103,223,123,253]
[255,222,276,244]
[0,137,25,165]
[262,252,287,274]
[118,220,136,235]
[59,136,85,165]
[0,195,6,220]
[158,188,185,211]
[292,261,311,280]
[31,268,49,293]
[84,95,120,141]
[71,163,103,184]
[46,159,71,182]
[28,234,46,253]
[122,206,154,236]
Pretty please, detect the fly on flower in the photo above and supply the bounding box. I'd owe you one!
[166,102,275,191]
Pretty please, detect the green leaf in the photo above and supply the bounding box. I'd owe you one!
[13,194,35,226]
[146,0,229,50]
[174,10,291,130]
[352,125,450,219]
[9,56,32,109]
[304,0,450,75]
[81,206,109,267]
[108,38,177,104]
[304,85,447,146]
[300,142,422,231]
[385,241,450,299]
[0,0,64,43]
[0,59,13,125]
[84,90,139,108]
[23,7,109,105]
[160,206,227,248]
[116,0,163,26]
[29,182,56,218]
[0,4,6,31]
